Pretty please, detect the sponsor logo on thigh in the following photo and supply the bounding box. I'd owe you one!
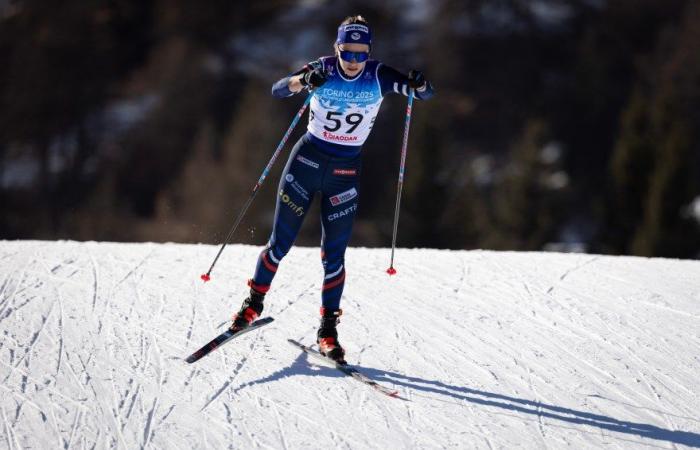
[327,203,358,222]
[329,187,358,206]
[279,190,305,216]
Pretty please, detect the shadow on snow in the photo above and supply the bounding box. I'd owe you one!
[236,352,700,448]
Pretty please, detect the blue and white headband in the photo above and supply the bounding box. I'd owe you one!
[336,23,372,47]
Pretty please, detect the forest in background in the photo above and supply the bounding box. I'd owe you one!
[1,0,699,258]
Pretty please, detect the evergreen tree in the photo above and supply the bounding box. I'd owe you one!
[610,0,700,257]
[484,120,569,250]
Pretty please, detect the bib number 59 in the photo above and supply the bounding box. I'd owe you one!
[324,111,364,133]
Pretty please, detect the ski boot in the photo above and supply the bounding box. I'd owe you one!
[230,288,265,332]
[317,307,346,364]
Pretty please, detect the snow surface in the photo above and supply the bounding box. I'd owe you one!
[1,240,699,449]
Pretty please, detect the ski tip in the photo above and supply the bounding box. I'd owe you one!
[392,393,409,401]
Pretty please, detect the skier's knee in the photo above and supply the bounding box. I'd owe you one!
[267,246,285,264]
[323,261,345,278]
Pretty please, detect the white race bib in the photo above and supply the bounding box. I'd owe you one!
[307,58,384,147]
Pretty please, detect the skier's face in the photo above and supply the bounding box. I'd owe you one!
[336,43,369,76]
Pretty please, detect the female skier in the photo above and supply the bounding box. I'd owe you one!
[230,15,434,363]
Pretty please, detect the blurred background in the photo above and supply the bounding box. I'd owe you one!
[1,0,699,258]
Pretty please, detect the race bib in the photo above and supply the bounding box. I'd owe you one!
[307,58,384,147]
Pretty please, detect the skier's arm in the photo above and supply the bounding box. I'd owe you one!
[271,60,327,98]
[377,64,435,100]
[271,69,308,98]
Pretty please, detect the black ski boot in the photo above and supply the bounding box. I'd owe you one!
[317,307,346,364]
[230,288,265,331]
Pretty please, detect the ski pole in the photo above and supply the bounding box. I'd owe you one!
[386,88,415,276]
[201,92,313,282]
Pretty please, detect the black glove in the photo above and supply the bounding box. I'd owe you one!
[301,67,328,88]
[408,69,427,89]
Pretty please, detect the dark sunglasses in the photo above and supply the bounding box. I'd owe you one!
[339,50,370,63]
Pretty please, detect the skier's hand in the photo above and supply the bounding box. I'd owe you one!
[301,67,328,89]
[408,69,427,90]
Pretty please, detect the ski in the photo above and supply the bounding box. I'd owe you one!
[185,317,274,363]
[287,338,402,399]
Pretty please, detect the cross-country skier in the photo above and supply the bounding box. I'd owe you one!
[230,15,434,363]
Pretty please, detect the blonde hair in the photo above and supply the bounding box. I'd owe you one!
[340,15,369,27]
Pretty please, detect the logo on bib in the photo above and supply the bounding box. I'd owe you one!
[322,131,359,142]
[351,32,361,40]
[329,187,358,206]
[285,174,294,182]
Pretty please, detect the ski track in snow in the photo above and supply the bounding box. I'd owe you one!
[0,241,699,449]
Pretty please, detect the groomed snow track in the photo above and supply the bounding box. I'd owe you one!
[1,240,699,449]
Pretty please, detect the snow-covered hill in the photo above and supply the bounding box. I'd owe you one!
[1,240,699,449]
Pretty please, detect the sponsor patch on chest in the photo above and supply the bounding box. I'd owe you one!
[333,168,357,176]
[329,187,358,206]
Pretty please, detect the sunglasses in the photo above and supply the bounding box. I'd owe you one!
[339,50,370,63]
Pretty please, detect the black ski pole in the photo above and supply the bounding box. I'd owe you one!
[387,89,415,275]
[201,93,313,282]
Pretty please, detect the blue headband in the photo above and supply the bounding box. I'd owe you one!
[336,23,372,47]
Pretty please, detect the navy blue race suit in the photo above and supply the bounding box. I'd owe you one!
[249,55,434,310]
